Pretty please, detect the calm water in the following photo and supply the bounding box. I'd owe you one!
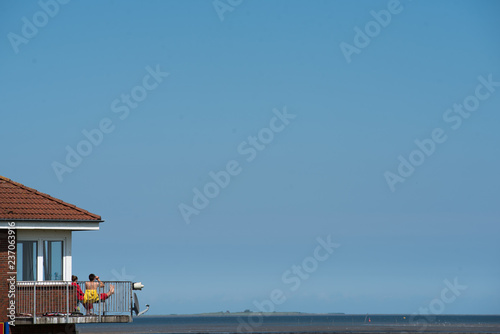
[77,314,500,333]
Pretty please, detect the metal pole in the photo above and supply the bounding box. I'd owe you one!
[33,283,37,324]
[66,282,69,322]
[130,284,133,319]
[98,285,102,322]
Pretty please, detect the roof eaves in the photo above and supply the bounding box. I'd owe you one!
[0,219,104,223]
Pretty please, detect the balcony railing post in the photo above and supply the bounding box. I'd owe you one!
[66,281,69,322]
[33,282,36,324]
[98,284,102,322]
[130,283,133,318]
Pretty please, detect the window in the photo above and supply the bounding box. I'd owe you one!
[43,240,64,280]
[17,239,66,281]
[17,241,38,281]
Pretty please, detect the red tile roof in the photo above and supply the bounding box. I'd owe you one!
[0,176,101,221]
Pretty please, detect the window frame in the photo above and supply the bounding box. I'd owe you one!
[17,240,38,281]
[43,240,64,281]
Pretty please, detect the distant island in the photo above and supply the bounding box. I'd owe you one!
[150,311,346,317]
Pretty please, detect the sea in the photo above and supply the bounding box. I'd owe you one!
[77,314,500,333]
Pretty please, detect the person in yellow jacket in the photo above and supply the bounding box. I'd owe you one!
[83,273,115,315]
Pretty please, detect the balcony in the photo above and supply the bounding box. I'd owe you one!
[15,281,133,325]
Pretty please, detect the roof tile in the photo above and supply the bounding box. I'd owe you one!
[0,176,101,221]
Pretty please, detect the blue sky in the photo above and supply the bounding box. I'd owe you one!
[1,0,500,315]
